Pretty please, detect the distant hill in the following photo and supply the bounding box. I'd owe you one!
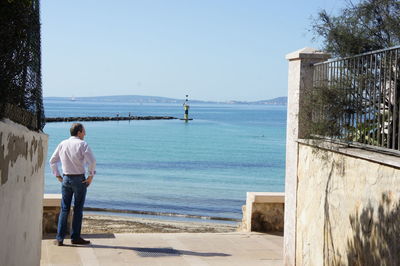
[226,97,287,105]
[254,97,287,105]
[45,95,184,103]
[44,95,287,105]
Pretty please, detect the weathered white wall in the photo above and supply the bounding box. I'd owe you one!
[0,119,48,266]
[296,142,400,265]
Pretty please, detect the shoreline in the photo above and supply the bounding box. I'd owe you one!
[81,213,238,234]
[83,206,240,224]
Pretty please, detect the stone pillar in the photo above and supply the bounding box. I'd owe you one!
[284,48,330,266]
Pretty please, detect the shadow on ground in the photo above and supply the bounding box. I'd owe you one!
[47,233,231,258]
[58,243,231,258]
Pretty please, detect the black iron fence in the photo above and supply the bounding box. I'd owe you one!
[0,0,44,131]
[312,46,400,152]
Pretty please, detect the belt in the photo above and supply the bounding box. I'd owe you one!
[63,174,85,177]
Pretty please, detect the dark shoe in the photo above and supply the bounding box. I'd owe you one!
[54,240,63,246]
[71,237,90,245]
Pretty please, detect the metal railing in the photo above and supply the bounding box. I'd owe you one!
[312,46,400,152]
[0,0,44,131]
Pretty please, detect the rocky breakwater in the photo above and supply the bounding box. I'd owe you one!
[46,116,178,122]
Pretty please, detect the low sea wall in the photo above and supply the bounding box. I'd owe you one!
[42,197,240,236]
[0,119,48,266]
[43,194,72,235]
[240,192,284,233]
[296,140,400,265]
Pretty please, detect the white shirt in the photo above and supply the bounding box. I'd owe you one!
[49,136,96,176]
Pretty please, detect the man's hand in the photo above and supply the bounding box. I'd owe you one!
[83,175,93,187]
[56,176,63,183]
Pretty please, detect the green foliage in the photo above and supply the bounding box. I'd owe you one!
[308,61,400,150]
[308,79,360,139]
[311,0,400,57]
[310,2,400,151]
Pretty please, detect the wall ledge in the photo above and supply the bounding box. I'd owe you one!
[298,139,400,169]
[43,193,61,207]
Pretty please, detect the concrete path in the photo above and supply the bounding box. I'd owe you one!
[41,232,283,266]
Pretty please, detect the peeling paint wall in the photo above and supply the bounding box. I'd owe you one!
[0,119,48,266]
[296,143,400,265]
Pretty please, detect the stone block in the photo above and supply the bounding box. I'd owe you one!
[42,194,71,235]
[251,202,284,232]
[240,192,284,233]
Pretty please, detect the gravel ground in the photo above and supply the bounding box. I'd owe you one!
[81,214,239,234]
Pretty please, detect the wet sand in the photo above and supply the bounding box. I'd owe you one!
[81,214,238,234]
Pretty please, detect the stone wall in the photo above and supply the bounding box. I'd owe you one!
[296,141,400,265]
[240,192,284,233]
[0,119,48,266]
[250,202,284,232]
[43,206,60,234]
[42,194,72,235]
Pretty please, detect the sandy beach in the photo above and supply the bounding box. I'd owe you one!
[81,214,238,234]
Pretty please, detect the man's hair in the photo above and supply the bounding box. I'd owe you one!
[70,123,84,136]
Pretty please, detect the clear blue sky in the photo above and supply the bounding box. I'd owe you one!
[41,0,347,101]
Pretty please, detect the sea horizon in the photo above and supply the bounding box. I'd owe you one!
[43,94,288,106]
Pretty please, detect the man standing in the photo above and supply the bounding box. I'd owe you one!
[49,123,96,246]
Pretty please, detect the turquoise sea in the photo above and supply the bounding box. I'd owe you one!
[43,99,286,223]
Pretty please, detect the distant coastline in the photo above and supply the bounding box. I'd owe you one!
[44,95,287,105]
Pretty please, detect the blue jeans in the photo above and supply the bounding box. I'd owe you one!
[56,174,87,241]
